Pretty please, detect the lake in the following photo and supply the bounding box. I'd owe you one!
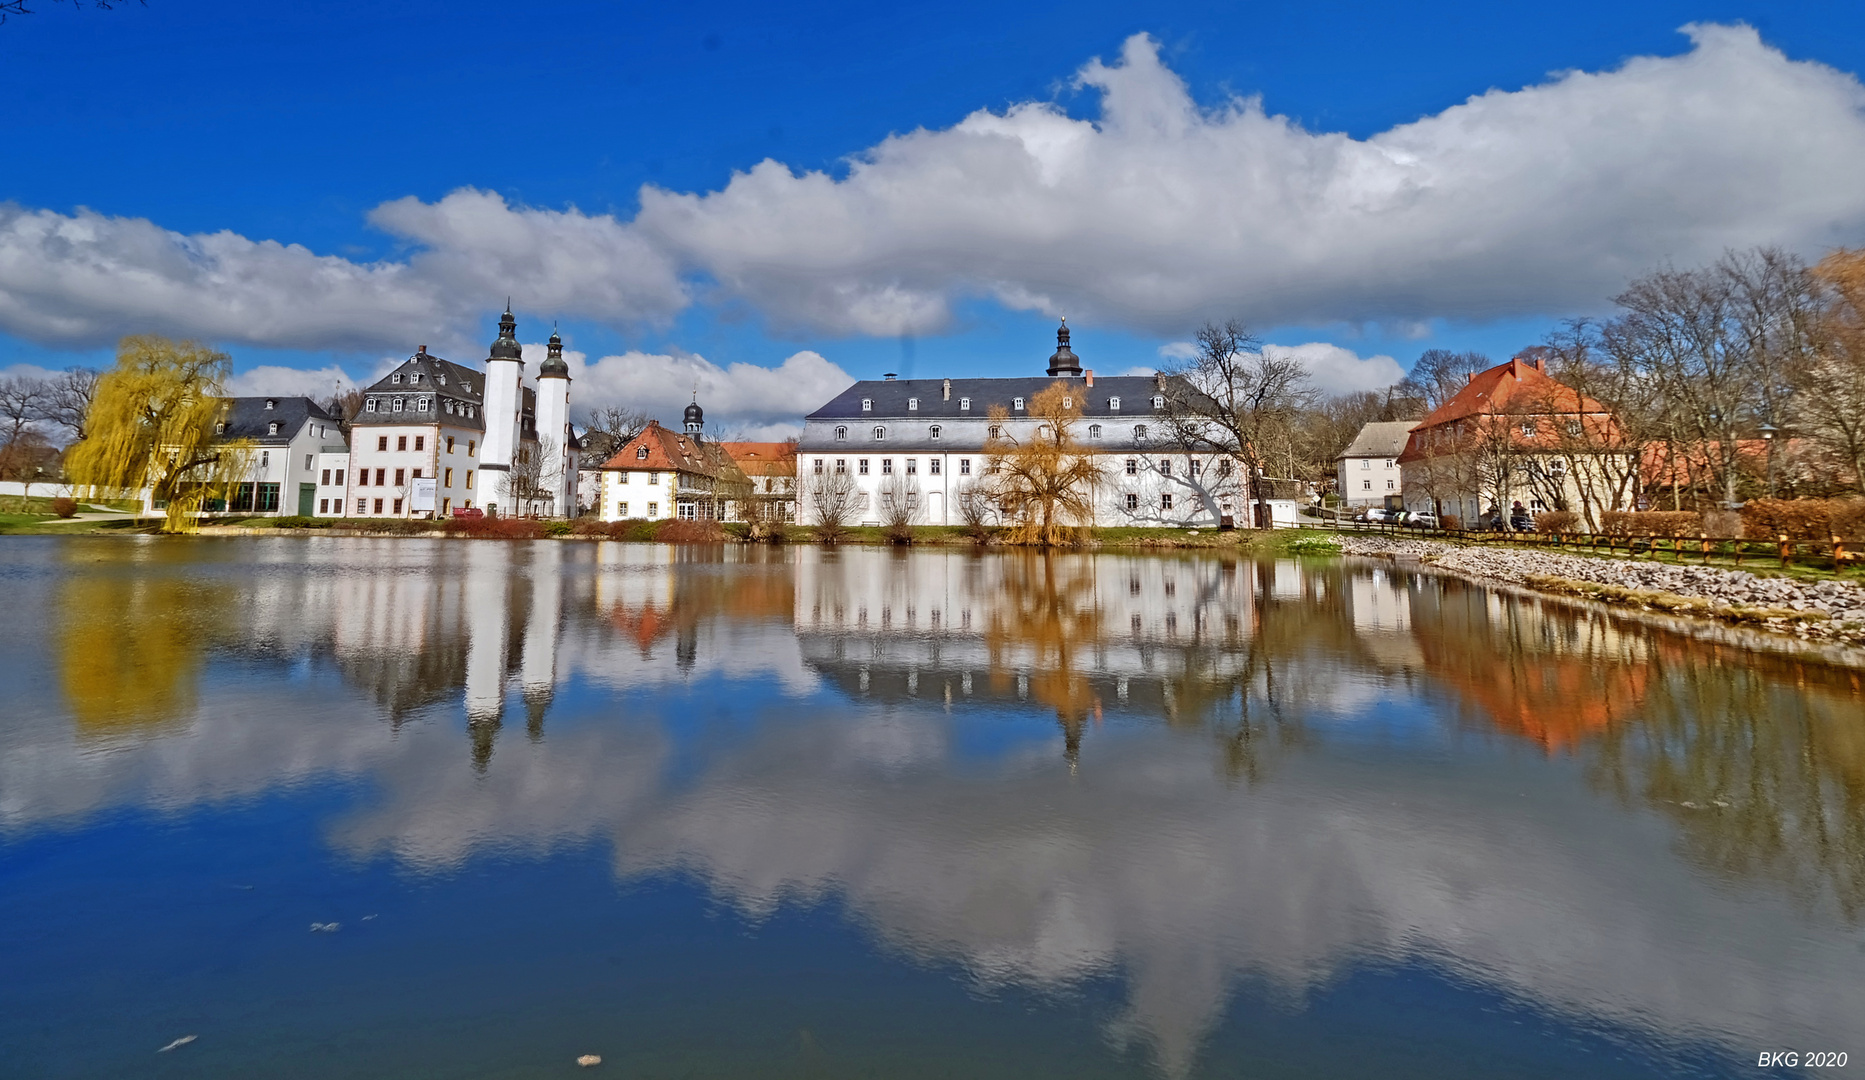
[1,537,1861,1078]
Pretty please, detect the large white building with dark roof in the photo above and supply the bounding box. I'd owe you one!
[796,322,1251,528]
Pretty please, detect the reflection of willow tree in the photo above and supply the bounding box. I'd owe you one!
[58,571,220,735]
[1587,650,1865,920]
[982,553,1104,765]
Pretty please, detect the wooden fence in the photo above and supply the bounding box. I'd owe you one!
[1305,514,1861,574]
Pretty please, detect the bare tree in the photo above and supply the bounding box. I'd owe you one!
[499,437,564,517]
[802,466,861,543]
[1396,349,1491,412]
[37,367,99,442]
[579,405,654,464]
[1160,319,1318,528]
[876,473,921,543]
[0,375,49,483]
[318,386,365,437]
[1798,248,1865,496]
[955,483,993,538]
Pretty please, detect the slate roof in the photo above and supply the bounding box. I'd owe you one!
[353,349,490,429]
[720,441,796,476]
[601,421,747,483]
[1338,421,1420,460]
[218,396,334,445]
[805,376,1171,421]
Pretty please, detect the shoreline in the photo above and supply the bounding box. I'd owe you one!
[1335,532,1865,651]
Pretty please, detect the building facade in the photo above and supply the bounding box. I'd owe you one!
[720,441,797,523]
[147,396,338,517]
[1335,421,1418,511]
[595,403,749,522]
[795,323,1250,528]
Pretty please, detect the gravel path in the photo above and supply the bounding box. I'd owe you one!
[1336,533,1865,642]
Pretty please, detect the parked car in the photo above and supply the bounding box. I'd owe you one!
[1403,511,1440,529]
[1359,507,1397,523]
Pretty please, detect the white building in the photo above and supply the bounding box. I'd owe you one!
[594,403,747,522]
[156,396,339,517]
[1335,421,1418,511]
[795,322,1254,529]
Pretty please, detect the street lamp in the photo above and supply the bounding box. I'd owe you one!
[1759,423,1779,499]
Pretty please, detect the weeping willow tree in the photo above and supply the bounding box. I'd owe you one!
[982,381,1103,545]
[65,336,251,532]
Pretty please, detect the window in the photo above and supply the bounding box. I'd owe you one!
[391,373,402,384]
[1160,459,1172,477]
[905,459,917,475]
[366,398,377,413]
[1062,396,1071,409]
[410,372,422,384]
[392,498,403,514]
[649,472,660,485]
[264,398,276,410]
[1189,460,1202,477]
[465,470,474,489]
[417,398,428,412]
[834,426,848,440]
[1108,396,1120,411]
[618,501,630,517]
[908,397,919,411]
[319,498,329,514]
[871,425,887,441]
[1125,493,1138,510]
[1218,459,1231,475]
[929,425,941,440]
[357,499,366,514]
[446,437,455,453]
[321,469,330,485]
[929,459,941,475]
[444,468,454,487]
[415,436,425,451]
[1089,424,1101,438]
[959,397,971,411]
[393,468,405,486]
[1013,397,1024,411]
[267,422,280,436]
[467,440,476,456]
[1134,424,1148,439]
[1383,459,1393,469]
[988,425,1001,439]
[393,398,404,412]
[411,469,421,480]
[373,468,385,486]
[1362,459,1371,470]
[397,435,408,451]
[1152,395,1164,409]
[1363,480,1372,490]
[441,498,450,514]
[1386,479,1395,490]
[635,446,649,460]
[335,470,344,486]
[858,459,870,475]
[1125,458,1137,475]
[881,459,894,475]
[1160,493,1173,509]
[373,498,384,514]
[1521,420,1537,437]
[1566,420,1582,437]
[1037,424,1051,440]
[861,398,873,412]
[378,436,389,452]
[959,458,971,475]
[647,502,659,517]
[835,459,847,474]
[304,454,313,472]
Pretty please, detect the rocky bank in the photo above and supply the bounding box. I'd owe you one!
[1337,533,1865,646]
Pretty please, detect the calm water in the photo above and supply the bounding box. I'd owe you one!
[1,537,1861,1079]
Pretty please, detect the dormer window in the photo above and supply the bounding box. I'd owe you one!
[411,372,422,384]
[365,398,377,412]
[268,422,280,435]
[907,397,918,411]
[861,398,872,412]
[929,425,941,440]
[1109,396,1120,411]
[1089,424,1101,438]
[462,381,472,393]
[437,374,447,386]
[873,426,886,441]
[391,373,401,384]
[636,447,648,459]
[215,421,226,434]
[1013,397,1024,411]
[1152,395,1164,409]
[834,425,848,440]
[263,399,276,410]
[1062,397,1071,408]
[959,397,970,411]
[1135,424,1148,439]
[393,398,404,412]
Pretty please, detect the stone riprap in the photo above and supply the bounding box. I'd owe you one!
[1336,533,1865,643]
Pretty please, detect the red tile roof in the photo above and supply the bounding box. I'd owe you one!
[720,441,796,477]
[600,421,746,483]
[1397,355,1617,464]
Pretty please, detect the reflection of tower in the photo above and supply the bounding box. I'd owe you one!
[521,542,562,740]
[475,304,525,513]
[463,544,511,770]
[536,327,573,515]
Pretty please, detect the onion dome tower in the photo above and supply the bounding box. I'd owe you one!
[535,325,574,516]
[684,392,705,439]
[1046,317,1082,377]
[538,327,570,379]
[475,301,526,513]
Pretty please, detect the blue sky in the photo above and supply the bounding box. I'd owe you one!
[5,0,1865,435]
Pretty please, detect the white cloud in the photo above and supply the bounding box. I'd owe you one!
[638,25,1865,334]
[1150,340,1405,395]
[550,345,854,440]
[3,25,1865,351]
[225,364,357,399]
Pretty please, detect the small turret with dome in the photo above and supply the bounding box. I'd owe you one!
[538,325,570,380]
[1046,317,1082,377]
[684,393,705,439]
[488,302,524,363]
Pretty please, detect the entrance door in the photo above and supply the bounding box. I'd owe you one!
[298,483,315,516]
[928,490,944,524]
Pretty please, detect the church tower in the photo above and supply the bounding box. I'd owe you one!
[476,304,524,512]
[684,394,705,440]
[1046,318,1082,377]
[535,327,573,515]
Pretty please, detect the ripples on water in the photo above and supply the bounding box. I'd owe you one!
[1,536,1861,1079]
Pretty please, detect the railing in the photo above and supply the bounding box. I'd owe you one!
[1306,512,1861,574]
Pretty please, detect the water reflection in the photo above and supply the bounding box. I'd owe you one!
[4,538,1863,1076]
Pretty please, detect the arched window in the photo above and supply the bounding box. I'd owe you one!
[1037,424,1051,440]
[636,447,648,459]
[268,422,280,435]
[907,397,919,411]
[988,425,1001,439]
[1108,396,1121,411]
[1151,395,1164,408]
[1089,424,1101,438]
[873,426,886,440]
[1134,424,1147,439]
[929,425,941,440]
[834,426,848,440]
[1013,397,1025,411]
[861,398,873,412]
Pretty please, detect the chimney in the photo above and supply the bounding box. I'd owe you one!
[1155,371,1166,391]
[1535,356,1546,373]
[942,378,951,401]
[883,372,897,381]
[1084,369,1094,387]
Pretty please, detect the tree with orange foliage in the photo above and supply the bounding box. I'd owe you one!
[981,381,1103,546]
[1801,248,1865,496]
